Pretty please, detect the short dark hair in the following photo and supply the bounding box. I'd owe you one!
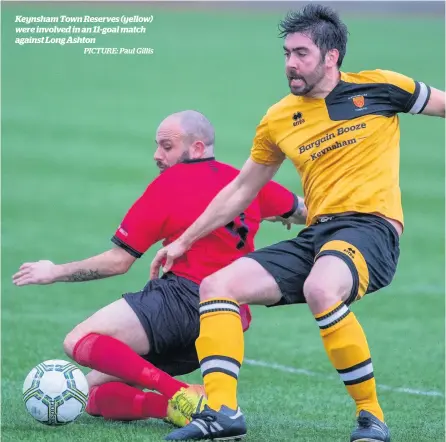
[278,4,348,68]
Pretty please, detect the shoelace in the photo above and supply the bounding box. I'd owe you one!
[358,416,372,428]
[190,411,219,433]
[357,415,385,436]
[192,411,217,423]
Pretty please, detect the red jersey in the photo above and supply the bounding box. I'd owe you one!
[112,158,298,331]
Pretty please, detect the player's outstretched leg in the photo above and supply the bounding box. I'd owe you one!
[64,298,195,406]
[69,332,188,399]
[87,382,169,420]
[86,381,207,427]
[304,256,390,442]
[166,258,281,440]
[165,257,283,440]
[165,297,247,441]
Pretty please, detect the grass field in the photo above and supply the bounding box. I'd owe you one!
[2,3,445,441]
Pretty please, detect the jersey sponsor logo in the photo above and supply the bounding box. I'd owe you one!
[299,132,336,154]
[337,122,366,135]
[309,138,357,161]
[298,123,367,159]
[292,111,305,127]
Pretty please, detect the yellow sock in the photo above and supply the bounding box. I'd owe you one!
[315,301,384,421]
[196,298,244,411]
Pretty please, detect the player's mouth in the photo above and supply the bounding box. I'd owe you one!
[289,77,306,88]
[156,162,168,172]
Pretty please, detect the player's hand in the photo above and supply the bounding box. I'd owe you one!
[150,240,189,279]
[12,260,58,286]
[263,216,292,230]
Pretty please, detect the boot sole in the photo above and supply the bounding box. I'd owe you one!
[214,434,247,441]
[352,439,388,442]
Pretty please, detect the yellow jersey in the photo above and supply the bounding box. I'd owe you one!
[250,70,431,226]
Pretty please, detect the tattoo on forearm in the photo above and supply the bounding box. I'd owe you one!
[67,270,103,282]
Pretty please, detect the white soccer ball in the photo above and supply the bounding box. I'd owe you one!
[22,359,89,425]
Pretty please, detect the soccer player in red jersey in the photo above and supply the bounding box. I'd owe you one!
[12,110,306,427]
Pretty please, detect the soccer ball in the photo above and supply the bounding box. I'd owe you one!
[166,384,207,427]
[22,359,89,425]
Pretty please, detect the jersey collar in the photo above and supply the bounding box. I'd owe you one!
[182,157,215,164]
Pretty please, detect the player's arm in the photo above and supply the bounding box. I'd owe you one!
[421,87,445,118]
[52,247,136,281]
[12,247,136,286]
[259,179,307,228]
[377,70,445,118]
[13,179,167,287]
[150,112,285,277]
[264,197,307,229]
[179,158,280,247]
[286,196,307,224]
[150,159,280,277]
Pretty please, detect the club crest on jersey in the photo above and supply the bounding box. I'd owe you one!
[352,95,365,108]
[292,111,305,126]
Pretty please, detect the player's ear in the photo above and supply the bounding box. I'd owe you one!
[191,140,206,159]
[325,49,339,68]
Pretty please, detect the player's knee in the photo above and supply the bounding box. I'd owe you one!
[200,273,239,302]
[63,327,85,359]
[200,275,221,301]
[303,277,338,312]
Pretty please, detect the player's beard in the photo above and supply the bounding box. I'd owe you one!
[287,59,326,96]
[156,150,191,173]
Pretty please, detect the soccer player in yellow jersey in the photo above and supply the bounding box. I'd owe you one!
[151,4,445,441]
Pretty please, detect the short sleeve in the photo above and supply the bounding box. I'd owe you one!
[111,178,167,257]
[377,69,431,114]
[257,180,298,219]
[250,113,285,166]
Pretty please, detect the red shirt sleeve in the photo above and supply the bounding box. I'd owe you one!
[111,177,167,257]
[257,180,298,219]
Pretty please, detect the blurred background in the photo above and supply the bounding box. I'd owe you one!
[2,1,445,441]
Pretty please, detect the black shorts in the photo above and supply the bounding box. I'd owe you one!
[123,273,200,377]
[248,214,400,306]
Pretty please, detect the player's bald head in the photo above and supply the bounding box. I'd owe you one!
[172,110,215,152]
[154,111,215,172]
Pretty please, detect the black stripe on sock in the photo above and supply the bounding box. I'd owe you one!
[316,302,346,322]
[318,309,351,330]
[200,299,239,308]
[200,355,241,367]
[202,367,238,380]
[337,358,372,374]
[343,372,374,386]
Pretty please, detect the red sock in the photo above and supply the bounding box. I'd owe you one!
[91,382,168,420]
[86,386,101,416]
[72,333,187,398]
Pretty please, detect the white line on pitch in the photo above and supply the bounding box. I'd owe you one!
[244,359,444,398]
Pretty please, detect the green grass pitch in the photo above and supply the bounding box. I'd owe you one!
[1,3,445,441]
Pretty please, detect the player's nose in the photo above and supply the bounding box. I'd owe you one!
[153,147,163,162]
[286,54,300,71]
